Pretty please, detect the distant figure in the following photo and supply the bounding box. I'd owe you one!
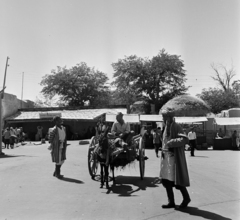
[153,127,162,157]
[37,126,43,140]
[232,130,237,149]
[236,132,240,148]
[9,127,16,149]
[216,128,224,138]
[3,128,10,149]
[143,127,153,149]
[188,127,197,157]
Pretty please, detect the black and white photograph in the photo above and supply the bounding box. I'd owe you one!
[0,0,239,219]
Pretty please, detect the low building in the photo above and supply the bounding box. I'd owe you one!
[4,106,127,141]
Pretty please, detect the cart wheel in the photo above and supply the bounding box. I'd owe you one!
[88,136,99,179]
[139,137,145,180]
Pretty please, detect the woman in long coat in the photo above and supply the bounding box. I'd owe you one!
[160,109,191,209]
[49,116,67,179]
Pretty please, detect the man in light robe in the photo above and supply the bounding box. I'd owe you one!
[160,108,191,209]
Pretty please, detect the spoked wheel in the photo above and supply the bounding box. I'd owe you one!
[88,136,99,179]
[139,137,145,180]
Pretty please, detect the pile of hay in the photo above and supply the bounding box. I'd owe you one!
[159,95,210,117]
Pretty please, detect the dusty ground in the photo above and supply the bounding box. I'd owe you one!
[0,141,239,220]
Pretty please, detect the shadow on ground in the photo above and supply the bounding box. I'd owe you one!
[105,176,160,196]
[175,206,232,220]
[61,177,84,184]
[0,154,37,159]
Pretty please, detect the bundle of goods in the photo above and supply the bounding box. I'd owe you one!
[109,139,137,168]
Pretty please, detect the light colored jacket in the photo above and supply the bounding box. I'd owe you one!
[167,121,190,187]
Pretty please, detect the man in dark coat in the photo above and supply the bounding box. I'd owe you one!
[160,108,191,208]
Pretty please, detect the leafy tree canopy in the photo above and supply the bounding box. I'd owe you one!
[197,88,239,114]
[40,62,110,107]
[111,49,189,112]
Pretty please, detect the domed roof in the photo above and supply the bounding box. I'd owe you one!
[159,95,210,117]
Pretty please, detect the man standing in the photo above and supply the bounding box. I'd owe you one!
[160,109,191,209]
[49,116,67,179]
[188,127,197,156]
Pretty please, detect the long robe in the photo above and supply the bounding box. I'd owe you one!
[49,126,67,163]
[167,121,190,187]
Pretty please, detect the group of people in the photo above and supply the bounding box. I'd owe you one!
[48,110,192,209]
[142,124,198,158]
[2,127,25,149]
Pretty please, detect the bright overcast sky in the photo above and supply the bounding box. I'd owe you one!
[0,0,239,102]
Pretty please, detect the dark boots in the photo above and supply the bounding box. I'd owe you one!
[53,165,64,179]
[179,187,191,208]
[162,186,175,208]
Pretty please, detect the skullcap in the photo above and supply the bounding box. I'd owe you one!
[161,108,175,117]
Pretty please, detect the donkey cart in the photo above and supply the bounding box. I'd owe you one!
[87,131,146,181]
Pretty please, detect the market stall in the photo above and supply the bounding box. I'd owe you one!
[213,117,240,150]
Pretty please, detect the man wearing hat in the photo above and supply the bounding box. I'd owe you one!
[159,108,191,209]
[111,112,131,144]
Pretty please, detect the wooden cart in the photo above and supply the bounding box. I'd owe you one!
[87,114,146,180]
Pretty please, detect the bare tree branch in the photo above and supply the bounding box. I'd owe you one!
[211,63,236,92]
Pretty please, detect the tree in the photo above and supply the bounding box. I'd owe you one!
[211,63,236,92]
[197,63,240,113]
[111,49,189,112]
[197,88,239,114]
[40,63,110,107]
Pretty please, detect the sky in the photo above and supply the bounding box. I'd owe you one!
[0,0,239,102]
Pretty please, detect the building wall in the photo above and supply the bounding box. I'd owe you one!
[1,93,34,125]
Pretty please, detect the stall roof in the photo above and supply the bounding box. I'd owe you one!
[175,117,208,124]
[140,115,163,122]
[106,114,140,123]
[5,108,127,122]
[214,117,240,126]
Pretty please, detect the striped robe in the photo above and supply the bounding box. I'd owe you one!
[49,126,67,163]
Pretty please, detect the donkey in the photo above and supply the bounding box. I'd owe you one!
[97,126,115,188]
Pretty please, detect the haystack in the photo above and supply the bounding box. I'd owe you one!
[159,95,210,116]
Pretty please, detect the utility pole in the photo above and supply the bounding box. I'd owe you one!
[21,72,24,109]
[0,57,10,155]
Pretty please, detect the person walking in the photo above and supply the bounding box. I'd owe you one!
[160,108,191,209]
[188,127,197,156]
[153,127,162,157]
[48,116,67,179]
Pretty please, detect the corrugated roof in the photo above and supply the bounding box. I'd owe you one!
[5,108,127,121]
